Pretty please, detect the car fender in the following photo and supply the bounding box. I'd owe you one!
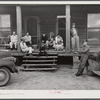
[0,59,18,73]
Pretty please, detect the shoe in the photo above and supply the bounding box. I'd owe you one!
[11,48,13,50]
[29,53,32,56]
[15,48,17,50]
[75,73,81,76]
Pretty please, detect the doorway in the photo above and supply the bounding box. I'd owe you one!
[24,16,40,47]
[57,16,66,47]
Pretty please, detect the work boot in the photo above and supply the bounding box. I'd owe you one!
[75,68,84,76]
[75,73,82,76]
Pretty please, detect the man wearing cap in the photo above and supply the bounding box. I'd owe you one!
[20,37,34,54]
[71,23,79,52]
[75,40,90,76]
[53,34,64,51]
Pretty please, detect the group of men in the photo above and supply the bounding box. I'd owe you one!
[41,32,64,51]
[9,31,64,54]
[9,31,34,54]
[71,23,100,77]
[70,23,92,77]
[9,24,98,77]
[9,22,79,52]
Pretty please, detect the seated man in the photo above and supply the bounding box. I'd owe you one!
[41,33,48,43]
[24,32,32,46]
[41,33,48,49]
[9,31,17,50]
[46,32,55,49]
[53,34,64,51]
[38,40,47,56]
[20,38,34,54]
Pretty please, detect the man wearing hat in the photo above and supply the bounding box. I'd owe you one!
[20,37,34,54]
[71,23,79,53]
[75,40,90,76]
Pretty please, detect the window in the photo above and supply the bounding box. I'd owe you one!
[87,14,100,42]
[0,14,11,44]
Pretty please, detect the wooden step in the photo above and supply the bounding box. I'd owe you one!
[23,56,57,59]
[23,60,57,63]
[32,52,58,55]
[22,64,57,67]
[20,67,57,71]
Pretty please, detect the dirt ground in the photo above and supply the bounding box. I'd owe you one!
[1,64,100,90]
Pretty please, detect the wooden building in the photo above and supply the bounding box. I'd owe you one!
[0,3,100,52]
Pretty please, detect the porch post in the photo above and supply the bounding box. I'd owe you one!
[16,6,22,51]
[65,5,71,52]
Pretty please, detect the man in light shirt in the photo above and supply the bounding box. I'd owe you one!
[24,32,31,46]
[53,34,64,51]
[20,37,34,54]
[71,23,79,53]
[9,31,17,50]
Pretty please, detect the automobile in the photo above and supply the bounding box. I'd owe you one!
[0,56,18,86]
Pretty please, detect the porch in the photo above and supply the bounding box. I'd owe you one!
[0,47,98,69]
[0,5,100,55]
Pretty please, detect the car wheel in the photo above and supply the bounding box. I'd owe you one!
[0,67,11,86]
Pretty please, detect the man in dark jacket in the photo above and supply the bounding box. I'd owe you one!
[75,40,90,76]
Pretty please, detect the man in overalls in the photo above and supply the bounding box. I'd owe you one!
[75,40,90,76]
[71,23,80,53]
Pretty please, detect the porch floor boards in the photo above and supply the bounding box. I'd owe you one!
[10,49,94,57]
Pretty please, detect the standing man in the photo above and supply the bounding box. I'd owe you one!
[10,31,18,50]
[71,23,80,53]
[75,40,90,76]
[24,32,32,46]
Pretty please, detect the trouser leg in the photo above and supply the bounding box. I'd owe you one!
[14,42,17,48]
[75,35,80,51]
[76,56,88,76]
[71,37,75,51]
[46,41,49,49]
[29,47,33,54]
[10,42,13,48]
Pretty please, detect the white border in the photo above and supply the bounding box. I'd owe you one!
[0,90,100,99]
[0,1,100,99]
[0,1,100,5]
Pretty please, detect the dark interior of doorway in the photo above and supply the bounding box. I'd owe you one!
[58,18,66,47]
[27,18,37,45]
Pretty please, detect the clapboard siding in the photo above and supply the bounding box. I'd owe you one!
[71,5,87,45]
[40,18,56,35]
[22,5,65,37]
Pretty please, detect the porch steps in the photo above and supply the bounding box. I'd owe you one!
[21,53,58,71]
[20,68,57,71]
[22,60,57,62]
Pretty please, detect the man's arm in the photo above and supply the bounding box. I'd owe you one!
[10,35,13,42]
[81,46,89,53]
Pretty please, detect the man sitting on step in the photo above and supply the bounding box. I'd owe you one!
[38,40,47,56]
[20,37,34,54]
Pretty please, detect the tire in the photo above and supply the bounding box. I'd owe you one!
[0,67,11,86]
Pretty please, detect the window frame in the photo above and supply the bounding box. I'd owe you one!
[87,13,100,42]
